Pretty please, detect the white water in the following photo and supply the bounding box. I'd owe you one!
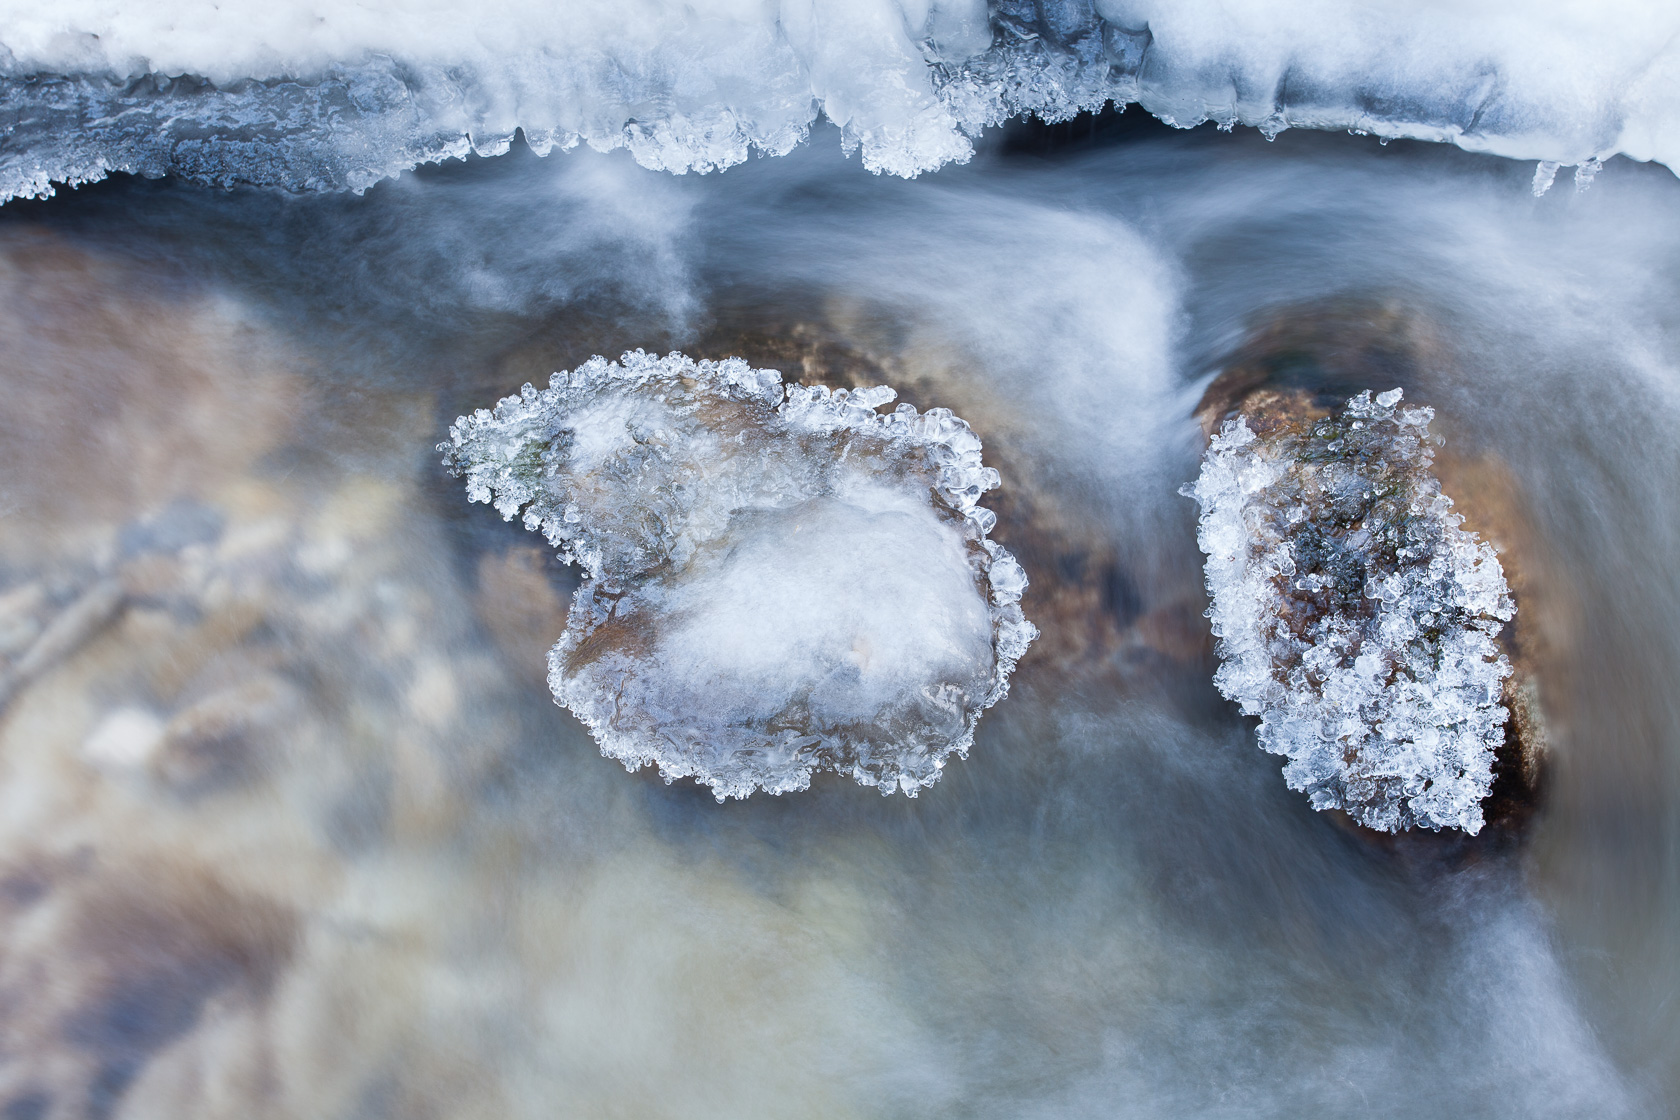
[0,9,1676,1115]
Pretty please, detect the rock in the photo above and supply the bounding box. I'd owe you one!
[676,318,1215,690]
[1190,301,1552,841]
[0,229,540,1115]
[475,546,573,686]
[0,229,302,551]
[442,350,1036,799]
[0,580,125,710]
[0,853,296,1120]
[152,674,301,795]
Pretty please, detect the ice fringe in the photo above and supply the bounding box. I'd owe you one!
[1,0,1675,201]
[1184,389,1514,834]
[441,350,1036,800]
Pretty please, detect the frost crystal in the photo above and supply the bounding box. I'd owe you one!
[442,350,1036,800]
[1185,390,1514,834]
[0,1,1675,199]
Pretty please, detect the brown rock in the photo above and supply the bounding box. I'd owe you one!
[0,854,296,1119]
[0,228,303,551]
[1193,299,1555,842]
[476,546,574,685]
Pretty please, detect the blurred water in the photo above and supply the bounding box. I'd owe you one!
[0,119,1674,1118]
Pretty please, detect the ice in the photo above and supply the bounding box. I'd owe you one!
[441,349,1036,800]
[1183,390,1515,834]
[938,0,1680,173]
[1,0,1679,200]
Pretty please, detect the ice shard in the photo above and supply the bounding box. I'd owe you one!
[1185,389,1515,834]
[442,350,1036,800]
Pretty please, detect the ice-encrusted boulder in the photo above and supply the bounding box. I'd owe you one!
[442,349,1036,799]
[1185,388,1515,834]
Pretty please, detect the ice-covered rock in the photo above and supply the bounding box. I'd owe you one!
[442,350,1036,799]
[1185,388,1515,834]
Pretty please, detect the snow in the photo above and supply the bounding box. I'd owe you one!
[1184,389,1515,834]
[1,0,1678,199]
[442,349,1036,799]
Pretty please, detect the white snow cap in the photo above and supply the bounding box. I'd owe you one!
[442,350,1036,800]
[1,0,1677,199]
[1184,389,1514,834]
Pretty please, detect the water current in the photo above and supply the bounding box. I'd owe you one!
[0,112,1676,1117]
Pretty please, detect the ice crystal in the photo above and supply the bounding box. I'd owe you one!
[442,350,1036,800]
[1185,389,1514,834]
[0,0,1667,199]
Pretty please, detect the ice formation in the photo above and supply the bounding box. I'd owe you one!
[1185,390,1514,834]
[2,0,1679,200]
[441,350,1035,800]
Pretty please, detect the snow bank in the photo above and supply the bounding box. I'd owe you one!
[1,0,1678,200]
[442,349,1035,800]
[1184,390,1514,834]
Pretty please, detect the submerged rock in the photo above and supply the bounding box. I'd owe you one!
[443,349,1036,800]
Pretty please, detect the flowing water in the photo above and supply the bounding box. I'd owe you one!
[0,114,1677,1118]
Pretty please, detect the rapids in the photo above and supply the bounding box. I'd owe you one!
[0,99,1675,1120]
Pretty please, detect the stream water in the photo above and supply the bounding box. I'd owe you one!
[0,115,1676,1118]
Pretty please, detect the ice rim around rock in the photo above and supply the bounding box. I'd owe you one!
[1183,388,1515,835]
[440,349,1037,801]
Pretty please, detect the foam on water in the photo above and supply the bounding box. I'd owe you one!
[1185,389,1515,834]
[2,0,1678,199]
[442,349,1035,800]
